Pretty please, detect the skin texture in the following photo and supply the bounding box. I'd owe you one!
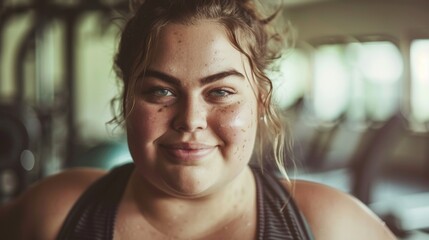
[118,20,260,239]
[126,21,258,199]
[0,20,397,240]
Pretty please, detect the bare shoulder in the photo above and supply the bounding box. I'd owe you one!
[282,179,397,240]
[0,167,106,240]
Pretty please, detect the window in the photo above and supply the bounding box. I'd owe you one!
[270,48,310,110]
[312,43,353,123]
[358,41,403,122]
[410,39,429,124]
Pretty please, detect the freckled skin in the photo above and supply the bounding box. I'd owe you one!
[126,21,259,198]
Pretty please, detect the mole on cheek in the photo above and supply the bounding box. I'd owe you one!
[158,105,169,113]
[173,31,183,42]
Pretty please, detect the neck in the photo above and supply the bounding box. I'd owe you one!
[124,166,256,238]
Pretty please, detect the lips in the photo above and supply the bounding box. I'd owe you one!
[159,142,216,162]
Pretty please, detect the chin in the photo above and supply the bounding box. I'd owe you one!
[160,174,217,199]
[164,187,212,199]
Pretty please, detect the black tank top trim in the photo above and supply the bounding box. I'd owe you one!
[57,163,314,240]
[56,163,134,240]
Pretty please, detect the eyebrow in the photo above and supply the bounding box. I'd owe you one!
[144,69,245,86]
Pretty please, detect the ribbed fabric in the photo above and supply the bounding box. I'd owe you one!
[252,166,314,240]
[56,164,134,240]
[57,163,314,240]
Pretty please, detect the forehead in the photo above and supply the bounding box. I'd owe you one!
[148,21,250,80]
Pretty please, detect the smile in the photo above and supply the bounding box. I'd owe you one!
[159,143,216,162]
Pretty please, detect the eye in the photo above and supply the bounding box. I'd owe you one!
[153,88,173,97]
[142,87,176,104]
[209,89,236,98]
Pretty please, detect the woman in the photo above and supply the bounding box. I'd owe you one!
[0,0,396,239]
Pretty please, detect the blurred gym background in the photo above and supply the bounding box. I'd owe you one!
[0,0,428,239]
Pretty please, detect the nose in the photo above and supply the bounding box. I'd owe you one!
[172,95,207,132]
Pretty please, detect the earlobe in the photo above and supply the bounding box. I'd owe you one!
[257,98,267,122]
[259,114,267,125]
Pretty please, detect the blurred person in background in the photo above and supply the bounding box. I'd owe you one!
[0,0,396,239]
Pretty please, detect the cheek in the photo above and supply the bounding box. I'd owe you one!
[213,102,257,153]
[126,105,170,151]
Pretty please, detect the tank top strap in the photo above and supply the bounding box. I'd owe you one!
[251,166,315,240]
[56,163,134,240]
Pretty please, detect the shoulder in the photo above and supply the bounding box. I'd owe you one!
[0,167,106,240]
[282,179,397,240]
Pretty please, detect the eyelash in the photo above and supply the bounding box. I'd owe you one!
[142,87,176,103]
[208,88,236,98]
[152,88,174,97]
[142,87,236,103]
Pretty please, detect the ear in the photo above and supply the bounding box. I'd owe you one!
[257,87,268,119]
[257,101,265,119]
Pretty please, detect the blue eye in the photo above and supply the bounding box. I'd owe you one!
[153,88,173,97]
[210,89,234,97]
[142,87,176,104]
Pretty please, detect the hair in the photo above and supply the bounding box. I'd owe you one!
[111,0,293,179]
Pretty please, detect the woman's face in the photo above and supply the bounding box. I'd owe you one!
[126,20,259,198]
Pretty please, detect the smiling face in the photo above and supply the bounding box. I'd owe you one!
[126,20,259,198]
